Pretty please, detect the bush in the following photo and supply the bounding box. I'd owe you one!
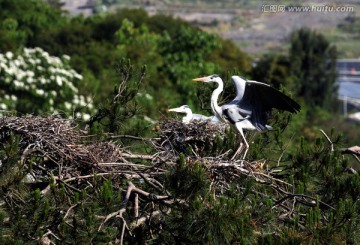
[0,47,93,119]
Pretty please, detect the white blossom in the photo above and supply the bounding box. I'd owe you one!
[39,77,47,84]
[63,54,70,60]
[56,76,63,86]
[14,80,22,88]
[5,51,13,59]
[64,102,72,110]
[82,113,91,121]
[27,77,34,84]
[145,93,153,100]
[36,89,45,96]
[74,73,83,80]
[14,59,21,67]
[73,96,79,105]
[26,71,35,77]
[0,47,94,117]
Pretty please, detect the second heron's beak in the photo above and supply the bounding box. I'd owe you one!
[168,108,180,112]
[192,77,208,82]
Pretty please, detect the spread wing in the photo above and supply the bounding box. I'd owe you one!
[222,79,300,131]
[239,80,301,114]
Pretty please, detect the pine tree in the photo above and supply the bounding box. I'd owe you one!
[289,28,338,113]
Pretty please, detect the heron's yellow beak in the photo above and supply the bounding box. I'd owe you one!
[192,77,207,82]
[168,108,178,112]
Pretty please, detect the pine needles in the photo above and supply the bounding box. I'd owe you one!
[0,116,359,244]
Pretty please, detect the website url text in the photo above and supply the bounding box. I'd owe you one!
[261,5,354,13]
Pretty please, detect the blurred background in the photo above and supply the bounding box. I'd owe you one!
[0,0,359,154]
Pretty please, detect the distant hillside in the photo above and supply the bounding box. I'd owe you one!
[62,0,360,57]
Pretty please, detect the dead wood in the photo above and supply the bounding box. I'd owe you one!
[0,116,343,242]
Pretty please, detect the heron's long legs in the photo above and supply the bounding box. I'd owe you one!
[240,130,249,161]
[231,125,249,162]
[231,142,243,161]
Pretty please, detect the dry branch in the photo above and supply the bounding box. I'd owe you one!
[340,146,360,163]
[0,116,344,242]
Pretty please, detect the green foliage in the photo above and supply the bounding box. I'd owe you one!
[43,0,65,9]
[162,155,253,244]
[0,0,65,50]
[0,18,26,51]
[28,7,252,117]
[290,28,338,113]
[286,133,360,244]
[160,194,253,244]
[208,39,252,75]
[166,154,209,200]
[0,133,22,188]
[338,14,360,34]
[0,1,359,244]
[0,178,123,243]
[252,54,294,91]
[157,24,221,108]
[88,59,149,135]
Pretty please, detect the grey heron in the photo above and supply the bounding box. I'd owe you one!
[193,75,301,161]
[168,105,219,124]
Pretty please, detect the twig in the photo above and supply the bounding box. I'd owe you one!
[320,129,334,152]
[124,182,135,208]
[277,133,295,166]
[134,194,139,218]
[121,152,154,160]
[108,134,158,142]
[20,144,37,166]
[130,210,162,229]
[340,146,360,163]
[273,194,335,210]
[40,229,61,244]
[98,208,126,232]
[120,220,126,245]
[63,203,79,220]
[138,172,163,193]
[63,173,115,183]
[98,162,149,168]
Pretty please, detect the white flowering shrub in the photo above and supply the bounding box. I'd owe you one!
[0,47,93,120]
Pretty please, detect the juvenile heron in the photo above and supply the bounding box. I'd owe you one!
[193,75,301,160]
[168,105,219,124]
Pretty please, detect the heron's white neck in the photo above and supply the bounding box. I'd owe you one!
[182,108,193,123]
[211,80,224,120]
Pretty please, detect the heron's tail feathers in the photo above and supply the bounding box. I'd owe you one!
[266,125,273,130]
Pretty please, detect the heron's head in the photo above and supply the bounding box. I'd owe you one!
[192,74,221,83]
[167,105,191,114]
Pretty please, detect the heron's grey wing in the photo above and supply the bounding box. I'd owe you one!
[240,81,301,113]
[209,116,220,122]
[226,106,268,130]
[221,106,250,123]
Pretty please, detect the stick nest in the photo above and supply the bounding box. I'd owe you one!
[157,119,228,156]
[0,115,320,244]
[0,115,122,174]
